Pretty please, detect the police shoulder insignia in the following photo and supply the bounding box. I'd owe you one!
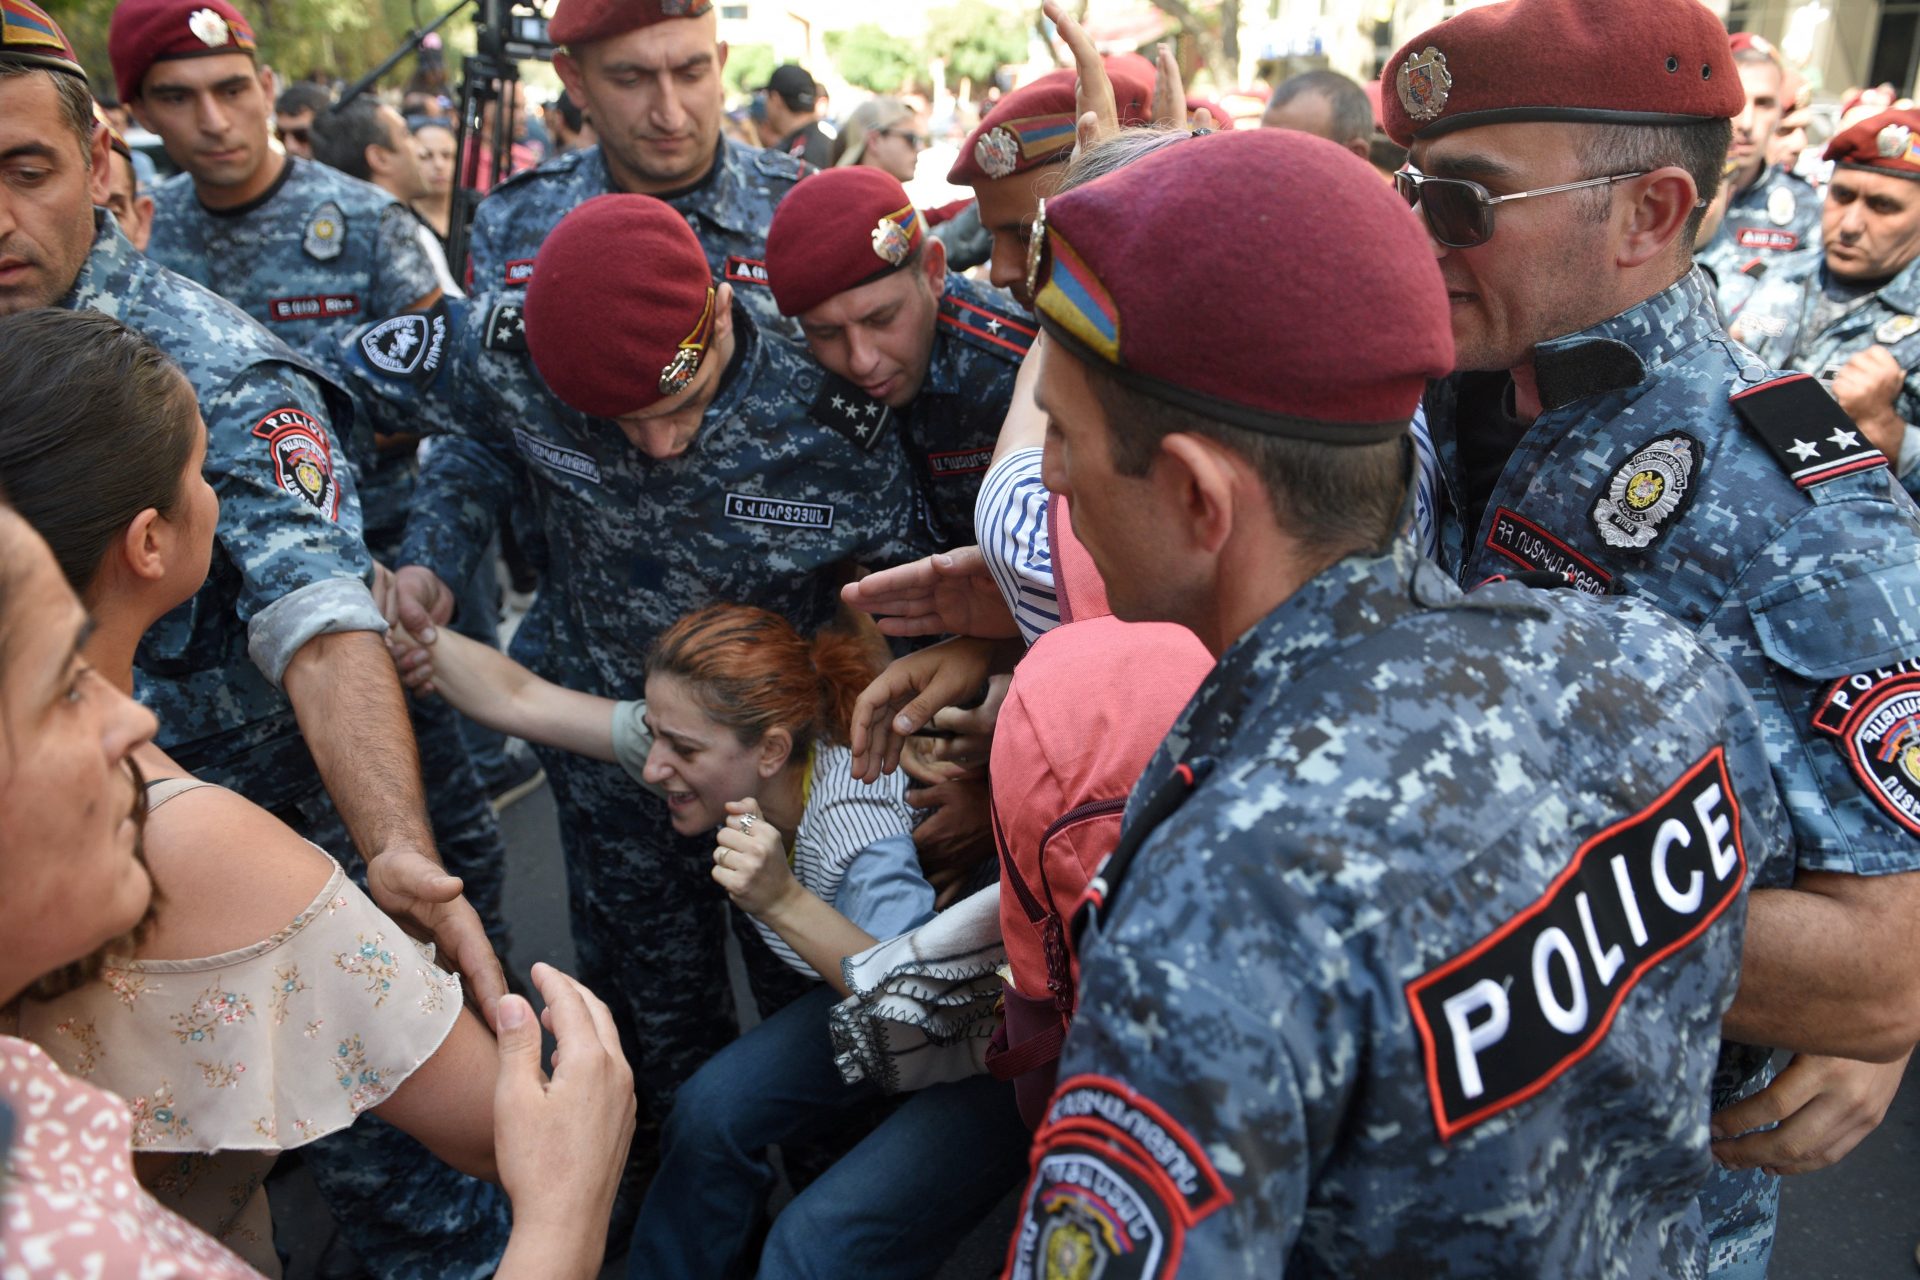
[250,407,339,520]
[1878,313,1920,346]
[939,292,1037,360]
[1590,433,1699,551]
[483,301,526,353]
[1008,1074,1231,1280]
[303,201,345,262]
[1732,371,1889,490]
[1812,663,1920,835]
[1406,746,1745,1141]
[1767,184,1797,227]
[359,305,449,387]
[810,375,890,451]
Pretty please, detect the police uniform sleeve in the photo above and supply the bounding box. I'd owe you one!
[371,202,446,317]
[201,361,387,686]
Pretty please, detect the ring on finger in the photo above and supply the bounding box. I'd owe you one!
[737,813,757,835]
[715,847,728,868]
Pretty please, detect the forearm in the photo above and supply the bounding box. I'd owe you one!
[496,1221,603,1280]
[759,890,879,997]
[1722,882,1920,1060]
[282,628,435,864]
[990,347,1046,465]
[427,629,619,762]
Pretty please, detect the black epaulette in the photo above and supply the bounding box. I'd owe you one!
[809,374,892,451]
[1730,372,1890,491]
[938,292,1037,362]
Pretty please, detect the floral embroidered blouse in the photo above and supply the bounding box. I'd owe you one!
[15,780,464,1275]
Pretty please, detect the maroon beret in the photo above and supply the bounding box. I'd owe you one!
[0,0,85,82]
[765,168,927,317]
[524,194,719,418]
[549,0,712,48]
[1030,129,1451,437]
[1186,97,1234,129]
[947,66,1153,186]
[108,0,256,105]
[1382,0,1742,146]
[1727,31,1781,66]
[1826,109,1920,179]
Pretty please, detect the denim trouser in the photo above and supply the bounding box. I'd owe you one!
[627,983,1031,1280]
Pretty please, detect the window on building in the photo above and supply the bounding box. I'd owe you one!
[1872,2,1920,94]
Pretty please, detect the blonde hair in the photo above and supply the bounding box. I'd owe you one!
[832,97,916,168]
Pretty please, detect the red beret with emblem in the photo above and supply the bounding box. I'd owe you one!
[765,168,928,317]
[947,66,1153,186]
[1029,129,1451,436]
[0,0,85,82]
[1381,0,1742,146]
[523,194,718,418]
[108,0,256,105]
[549,0,713,49]
[1826,109,1920,179]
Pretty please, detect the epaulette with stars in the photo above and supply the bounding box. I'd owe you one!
[938,290,1037,362]
[1731,372,1890,492]
[809,373,892,451]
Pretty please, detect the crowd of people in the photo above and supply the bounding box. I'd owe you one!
[4,0,1920,1276]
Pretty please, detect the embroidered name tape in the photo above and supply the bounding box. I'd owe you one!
[268,294,360,322]
[1735,228,1799,251]
[1812,664,1920,836]
[725,256,770,285]
[503,259,535,286]
[1484,507,1612,596]
[512,428,601,485]
[1406,746,1745,1141]
[724,493,834,529]
[927,446,994,477]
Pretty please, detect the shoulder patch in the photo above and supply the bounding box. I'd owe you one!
[303,200,346,262]
[939,291,1037,359]
[250,407,339,520]
[750,146,807,182]
[1405,746,1745,1141]
[1812,662,1920,836]
[1590,433,1700,552]
[1732,372,1890,490]
[483,301,527,353]
[358,304,449,387]
[1484,507,1613,595]
[810,375,892,451]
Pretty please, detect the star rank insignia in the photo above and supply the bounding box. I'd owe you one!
[483,301,527,353]
[809,375,890,451]
[1732,372,1890,490]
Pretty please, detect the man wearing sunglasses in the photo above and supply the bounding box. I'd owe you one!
[1384,1,1920,1276]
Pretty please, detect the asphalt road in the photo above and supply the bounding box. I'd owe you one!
[278,776,1920,1278]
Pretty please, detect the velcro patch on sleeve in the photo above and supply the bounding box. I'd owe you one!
[810,375,891,451]
[1732,372,1890,489]
[1812,664,1920,836]
[1405,746,1746,1141]
[250,407,339,521]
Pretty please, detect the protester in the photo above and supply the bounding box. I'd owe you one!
[764,63,834,166]
[831,96,924,180]
[410,116,460,246]
[310,96,462,293]
[1261,67,1372,159]
[274,78,330,157]
[545,87,595,153]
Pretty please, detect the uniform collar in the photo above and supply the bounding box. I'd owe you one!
[919,275,970,398]
[1832,251,1920,316]
[615,139,757,237]
[1731,163,1786,209]
[1528,268,1721,414]
[62,210,144,313]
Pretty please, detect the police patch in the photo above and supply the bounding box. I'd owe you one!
[359,309,447,386]
[1406,746,1745,1141]
[1484,507,1612,596]
[810,377,890,452]
[725,256,770,286]
[1767,185,1797,227]
[250,407,338,520]
[303,201,345,262]
[484,302,527,353]
[1812,665,1920,836]
[1591,434,1697,551]
[1879,314,1920,346]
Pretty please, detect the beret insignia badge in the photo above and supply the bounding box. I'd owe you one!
[187,7,231,46]
[659,285,717,397]
[871,217,910,265]
[1397,46,1452,123]
[1025,197,1048,301]
[976,126,1021,179]
[1879,123,1913,159]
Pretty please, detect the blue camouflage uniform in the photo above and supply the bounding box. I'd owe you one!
[147,161,512,1278]
[345,291,930,1115]
[59,212,510,1280]
[467,138,808,340]
[1424,267,1920,1276]
[1008,534,1788,1278]
[1696,165,1822,316]
[1729,248,1920,500]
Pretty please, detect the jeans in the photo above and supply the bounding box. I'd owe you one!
[628,984,1030,1280]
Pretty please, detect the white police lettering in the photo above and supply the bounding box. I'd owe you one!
[1407,747,1745,1138]
[511,428,602,485]
[267,294,361,322]
[724,493,834,529]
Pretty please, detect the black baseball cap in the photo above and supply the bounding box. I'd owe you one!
[764,63,816,111]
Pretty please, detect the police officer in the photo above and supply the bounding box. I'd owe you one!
[765,165,1035,545]
[108,0,513,960]
[1381,1,1920,1273]
[358,195,926,1139]
[947,65,1153,308]
[1009,124,1786,1276]
[1731,108,1920,501]
[94,102,154,251]
[1695,32,1820,313]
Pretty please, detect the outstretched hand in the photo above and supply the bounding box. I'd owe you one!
[840,545,1016,639]
[848,636,1001,782]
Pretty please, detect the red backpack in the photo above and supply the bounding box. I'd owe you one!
[983,495,1213,1127]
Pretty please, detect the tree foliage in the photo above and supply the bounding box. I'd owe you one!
[823,23,919,95]
[722,41,776,98]
[919,0,1028,96]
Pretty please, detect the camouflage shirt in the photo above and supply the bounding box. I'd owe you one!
[60,213,381,763]
[342,294,929,697]
[1008,537,1786,1278]
[1728,249,1920,498]
[467,139,808,342]
[1695,165,1822,315]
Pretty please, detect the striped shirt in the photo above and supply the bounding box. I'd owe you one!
[976,446,1058,645]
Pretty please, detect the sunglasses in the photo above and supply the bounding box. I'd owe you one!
[1393,166,1649,248]
[875,127,927,151]
[279,126,310,145]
